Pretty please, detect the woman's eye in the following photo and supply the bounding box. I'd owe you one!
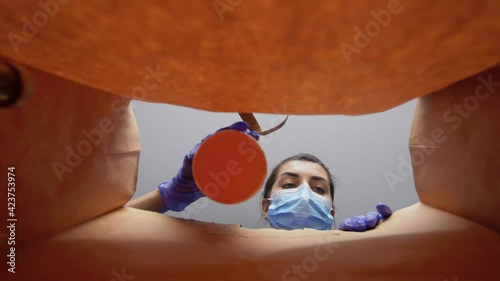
[283,183,296,189]
[313,187,325,194]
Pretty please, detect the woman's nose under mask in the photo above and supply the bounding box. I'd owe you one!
[267,183,334,230]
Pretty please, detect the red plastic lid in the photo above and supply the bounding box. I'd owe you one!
[193,130,267,204]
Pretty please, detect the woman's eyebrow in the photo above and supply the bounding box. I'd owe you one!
[278,172,328,184]
[310,176,328,183]
[278,172,300,179]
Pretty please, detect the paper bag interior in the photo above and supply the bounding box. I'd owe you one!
[0,0,499,280]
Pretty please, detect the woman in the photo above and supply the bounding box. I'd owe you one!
[126,122,392,231]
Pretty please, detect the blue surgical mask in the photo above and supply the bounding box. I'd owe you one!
[267,183,334,230]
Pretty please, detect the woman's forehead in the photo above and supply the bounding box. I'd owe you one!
[277,160,329,179]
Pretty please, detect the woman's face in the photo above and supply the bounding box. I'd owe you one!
[261,160,334,219]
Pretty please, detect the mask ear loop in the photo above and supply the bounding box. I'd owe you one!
[238,113,288,135]
[261,197,273,223]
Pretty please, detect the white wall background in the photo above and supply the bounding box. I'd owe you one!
[130,99,419,228]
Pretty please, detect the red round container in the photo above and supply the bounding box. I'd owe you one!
[193,130,267,204]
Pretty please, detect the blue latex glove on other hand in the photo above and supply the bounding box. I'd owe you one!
[339,203,393,231]
[158,121,260,212]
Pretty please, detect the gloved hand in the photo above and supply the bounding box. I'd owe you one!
[338,203,393,232]
[158,121,260,212]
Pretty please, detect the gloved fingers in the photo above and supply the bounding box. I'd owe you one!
[340,205,392,232]
[248,129,260,141]
[199,122,246,145]
[185,141,203,161]
[217,121,260,141]
[339,217,354,231]
[352,215,368,232]
[191,189,206,201]
[171,175,199,192]
[376,203,393,220]
[179,152,196,176]
[340,212,381,232]
[161,185,207,212]
[364,211,380,229]
[339,216,367,231]
[229,121,251,132]
[217,121,249,133]
[174,190,206,212]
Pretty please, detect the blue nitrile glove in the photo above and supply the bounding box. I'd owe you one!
[339,203,393,232]
[158,121,260,212]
